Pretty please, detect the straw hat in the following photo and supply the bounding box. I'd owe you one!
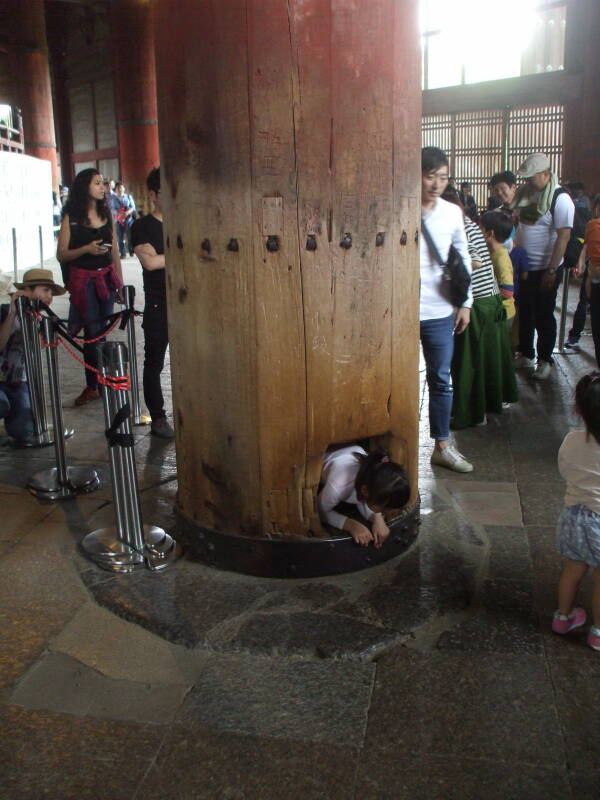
[14,268,66,296]
[0,272,16,302]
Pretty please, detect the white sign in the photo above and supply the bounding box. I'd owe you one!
[0,152,54,277]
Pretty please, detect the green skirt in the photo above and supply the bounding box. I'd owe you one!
[451,294,518,430]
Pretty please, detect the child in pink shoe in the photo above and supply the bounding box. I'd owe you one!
[554,372,600,651]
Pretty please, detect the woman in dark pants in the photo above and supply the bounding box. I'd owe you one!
[57,168,123,406]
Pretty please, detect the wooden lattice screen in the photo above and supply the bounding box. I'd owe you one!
[422,104,564,208]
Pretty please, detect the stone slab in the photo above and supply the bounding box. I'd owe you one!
[450,489,523,526]
[355,753,572,800]
[209,609,403,661]
[174,652,374,747]
[549,657,600,767]
[0,532,88,617]
[365,649,563,766]
[0,607,69,694]
[79,560,271,648]
[519,481,565,526]
[436,579,543,655]
[0,704,164,799]
[138,728,358,800]
[10,652,189,724]
[51,600,191,685]
[485,525,533,582]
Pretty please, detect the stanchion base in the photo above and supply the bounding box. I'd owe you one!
[12,426,75,449]
[81,524,178,574]
[27,466,100,500]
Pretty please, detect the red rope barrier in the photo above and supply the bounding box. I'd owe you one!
[56,335,131,391]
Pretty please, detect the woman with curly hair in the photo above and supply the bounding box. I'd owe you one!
[57,168,123,405]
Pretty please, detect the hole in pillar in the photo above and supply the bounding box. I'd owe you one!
[315,435,410,533]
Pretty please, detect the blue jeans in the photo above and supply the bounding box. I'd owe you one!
[0,382,33,442]
[68,280,116,389]
[420,314,455,441]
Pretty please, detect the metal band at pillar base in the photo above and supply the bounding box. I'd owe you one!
[81,524,178,573]
[27,465,100,500]
[175,503,420,579]
[11,425,75,449]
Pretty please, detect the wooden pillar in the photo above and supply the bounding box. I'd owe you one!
[563,0,600,190]
[154,0,421,565]
[9,0,58,191]
[110,0,159,212]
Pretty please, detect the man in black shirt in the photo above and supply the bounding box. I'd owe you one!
[130,168,174,438]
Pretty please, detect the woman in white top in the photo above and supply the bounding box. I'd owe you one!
[420,147,473,473]
[553,372,600,652]
[317,445,409,548]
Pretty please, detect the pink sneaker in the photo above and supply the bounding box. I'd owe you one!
[587,628,600,651]
[552,608,587,635]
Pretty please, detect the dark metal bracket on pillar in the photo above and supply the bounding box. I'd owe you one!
[175,503,420,579]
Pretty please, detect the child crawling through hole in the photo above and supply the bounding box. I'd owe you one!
[317,445,410,548]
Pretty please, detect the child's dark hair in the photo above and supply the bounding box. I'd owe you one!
[480,210,513,243]
[422,146,448,173]
[575,372,600,445]
[146,167,161,194]
[490,170,517,188]
[354,451,410,509]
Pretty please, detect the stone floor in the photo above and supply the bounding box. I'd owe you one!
[1,259,599,799]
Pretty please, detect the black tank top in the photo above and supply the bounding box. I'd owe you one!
[68,219,113,270]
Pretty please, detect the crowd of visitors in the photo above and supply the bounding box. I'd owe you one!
[1,153,599,651]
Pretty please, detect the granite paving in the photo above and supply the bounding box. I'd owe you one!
[1,260,598,797]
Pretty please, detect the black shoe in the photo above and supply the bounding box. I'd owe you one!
[151,417,175,439]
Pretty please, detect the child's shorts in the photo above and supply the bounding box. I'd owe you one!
[557,504,600,567]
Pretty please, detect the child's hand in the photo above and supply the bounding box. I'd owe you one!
[372,514,390,549]
[345,519,373,547]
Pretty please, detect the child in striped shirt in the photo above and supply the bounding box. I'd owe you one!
[481,211,516,328]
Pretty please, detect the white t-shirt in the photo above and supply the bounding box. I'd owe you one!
[420,198,472,321]
[558,430,600,515]
[515,190,575,272]
[317,445,374,530]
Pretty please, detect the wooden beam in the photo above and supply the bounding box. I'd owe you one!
[423,70,583,116]
[71,145,116,162]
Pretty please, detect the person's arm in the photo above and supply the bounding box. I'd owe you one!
[57,214,105,263]
[574,244,587,278]
[542,193,575,290]
[452,214,472,334]
[494,251,514,304]
[134,242,166,271]
[541,228,571,290]
[110,225,123,287]
[0,294,22,353]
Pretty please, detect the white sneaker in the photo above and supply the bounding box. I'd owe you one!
[514,355,536,369]
[532,361,551,381]
[431,445,474,473]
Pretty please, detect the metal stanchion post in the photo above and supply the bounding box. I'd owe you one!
[557,267,570,354]
[38,224,44,267]
[81,341,177,573]
[28,316,100,500]
[122,285,149,426]
[15,297,74,447]
[12,227,17,281]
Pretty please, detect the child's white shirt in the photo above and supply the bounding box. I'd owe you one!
[318,445,375,530]
[558,430,600,514]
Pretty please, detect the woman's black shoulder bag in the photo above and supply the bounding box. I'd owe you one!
[421,218,471,308]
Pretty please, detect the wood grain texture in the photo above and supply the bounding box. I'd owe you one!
[155,0,421,537]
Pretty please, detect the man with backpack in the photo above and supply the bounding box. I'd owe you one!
[512,153,575,380]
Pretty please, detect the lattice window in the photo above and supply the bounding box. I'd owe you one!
[422,103,564,208]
